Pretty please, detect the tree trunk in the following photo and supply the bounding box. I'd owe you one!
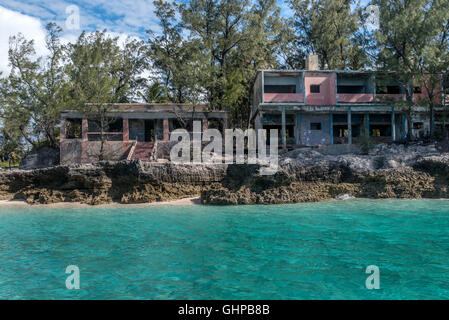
[430,103,435,137]
[405,84,414,141]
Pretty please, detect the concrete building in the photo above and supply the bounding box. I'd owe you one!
[59,103,228,164]
[252,55,449,149]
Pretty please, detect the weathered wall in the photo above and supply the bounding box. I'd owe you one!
[305,72,336,105]
[299,114,332,146]
[2,145,449,205]
[19,147,60,170]
[60,140,83,165]
[60,140,133,165]
[264,75,303,93]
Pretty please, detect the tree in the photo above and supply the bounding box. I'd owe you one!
[0,127,24,169]
[147,0,199,103]
[1,23,68,148]
[415,15,449,136]
[66,31,145,160]
[138,81,169,103]
[374,0,449,139]
[288,0,367,70]
[178,0,283,127]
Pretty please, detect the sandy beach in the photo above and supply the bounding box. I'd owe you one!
[0,197,202,208]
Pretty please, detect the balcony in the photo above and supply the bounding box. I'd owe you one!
[376,94,406,102]
[263,93,304,103]
[337,93,374,103]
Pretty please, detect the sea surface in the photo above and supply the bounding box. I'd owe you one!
[1,199,449,299]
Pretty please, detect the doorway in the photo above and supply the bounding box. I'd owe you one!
[144,120,155,142]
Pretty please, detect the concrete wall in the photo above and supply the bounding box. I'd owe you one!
[60,140,83,165]
[129,119,145,141]
[60,140,133,165]
[305,72,336,105]
[264,75,303,93]
[299,114,332,146]
[337,75,374,92]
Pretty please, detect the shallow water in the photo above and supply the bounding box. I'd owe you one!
[1,199,449,299]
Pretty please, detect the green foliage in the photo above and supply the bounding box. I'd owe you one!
[359,134,374,155]
[1,23,68,148]
[66,30,146,107]
[138,81,170,103]
[0,127,24,168]
[288,0,367,70]
[148,0,283,126]
[373,0,449,137]
[1,0,449,162]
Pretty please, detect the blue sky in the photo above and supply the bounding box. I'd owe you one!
[0,0,167,74]
[0,0,160,37]
[0,0,370,74]
[0,0,295,74]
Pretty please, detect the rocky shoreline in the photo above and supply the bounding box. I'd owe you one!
[1,144,448,205]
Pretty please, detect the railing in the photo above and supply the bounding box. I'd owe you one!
[376,94,406,102]
[337,93,374,103]
[87,132,123,141]
[126,141,137,161]
[263,93,304,103]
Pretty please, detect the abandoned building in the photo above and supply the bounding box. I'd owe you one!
[59,55,449,164]
[60,103,228,164]
[251,55,449,149]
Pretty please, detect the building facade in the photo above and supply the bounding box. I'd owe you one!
[60,103,228,164]
[252,55,449,149]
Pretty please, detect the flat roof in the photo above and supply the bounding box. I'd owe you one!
[61,103,228,113]
[259,69,445,75]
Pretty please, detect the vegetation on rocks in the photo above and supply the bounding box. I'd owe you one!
[1,0,448,163]
[0,144,448,205]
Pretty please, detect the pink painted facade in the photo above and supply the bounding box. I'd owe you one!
[413,81,443,105]
[376,94,407,102]
[60,104,229,164]
[264,93,304,103]
[304,72,336,105]
[256,71,445,107]
[338,93,374,103]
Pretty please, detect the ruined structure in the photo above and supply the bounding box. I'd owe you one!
[252,55,449,149]
[59,103,228,165]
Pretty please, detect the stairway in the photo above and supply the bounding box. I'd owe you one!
[130,141,154,161]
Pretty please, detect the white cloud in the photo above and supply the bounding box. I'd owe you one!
[0,5,48,75]
[0,5,149,77]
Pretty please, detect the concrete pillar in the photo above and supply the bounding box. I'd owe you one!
[123,118,129,141]
[163,118,169,141]
[81,118,88,164]
[365,113,370,137]
[294,112,299,144]
[60,119,66,140]
[391,107,396,141]
[281,107,286,151]
[330,113,333,144]
[347,107,352,144]
[82,118,88,141]
[223,117,228,136]
[202,119,209,132]
[258,112,264,130]
[402,114,407,140]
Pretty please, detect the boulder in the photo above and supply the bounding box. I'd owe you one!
[19,146,59,170]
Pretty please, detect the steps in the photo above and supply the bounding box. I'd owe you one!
[130,142,154,161]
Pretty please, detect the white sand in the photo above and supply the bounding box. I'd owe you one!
[0,197,202,208]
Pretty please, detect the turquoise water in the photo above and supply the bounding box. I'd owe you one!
[1,199,449,299]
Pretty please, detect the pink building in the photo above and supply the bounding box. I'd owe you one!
[59,103,228,164]
[251,55,448,148]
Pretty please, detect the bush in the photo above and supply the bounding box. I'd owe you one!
[359,135,374,155]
